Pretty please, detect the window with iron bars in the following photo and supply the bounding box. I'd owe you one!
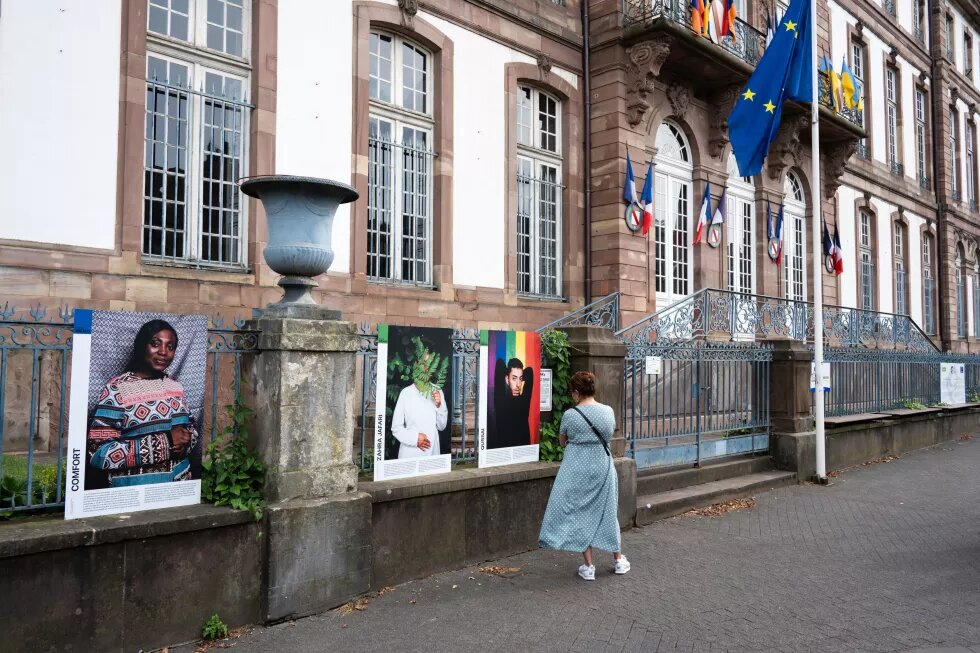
[367,32,436,287]
[143,0,251,269]
[956,252,967,338]
[915,88,928,186]
[859,211,874,311]
[516,86,563,299]
[975,264,980,339]
[894,222,907,316]
[923,236,936,335]
[886,68,901,172]
[952,108,961,199]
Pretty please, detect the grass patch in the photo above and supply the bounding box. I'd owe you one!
[1,455,65,510]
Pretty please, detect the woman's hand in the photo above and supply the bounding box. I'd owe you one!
[432,389,442,408]
[559,433,568,448]
[171,425,192,456]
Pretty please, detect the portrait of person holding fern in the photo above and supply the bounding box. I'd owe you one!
[385,329,453,460]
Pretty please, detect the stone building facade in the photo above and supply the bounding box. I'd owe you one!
[0,0,978,350]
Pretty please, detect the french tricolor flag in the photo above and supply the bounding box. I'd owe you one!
[774,204,785,264]
[639,160,653,235]
[624,151,638,207]
[693,182,712,244]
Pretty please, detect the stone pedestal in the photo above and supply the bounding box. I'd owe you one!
[769,339,815,433]
[247,316,360,502]
[563,326,628,457]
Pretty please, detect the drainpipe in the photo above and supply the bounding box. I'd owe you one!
[582,0,593,305]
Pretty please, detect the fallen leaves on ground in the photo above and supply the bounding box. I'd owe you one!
[479,565,521,576]
[377,586,395,597]
[333,597,370,615]
[683,497,756,517]
[959,434,974,441]
[193,627,252,652]
[861,455,898,467]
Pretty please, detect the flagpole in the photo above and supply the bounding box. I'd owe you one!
[809,0,827,482]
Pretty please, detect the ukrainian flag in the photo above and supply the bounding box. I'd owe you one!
[840,58,859,109]
[820,55,842,111]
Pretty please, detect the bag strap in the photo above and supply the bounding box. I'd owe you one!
[571,406,610,457]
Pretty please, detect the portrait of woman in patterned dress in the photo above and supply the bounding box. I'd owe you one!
[85,319,200,490]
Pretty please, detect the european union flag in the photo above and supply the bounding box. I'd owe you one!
[728,0,813,177]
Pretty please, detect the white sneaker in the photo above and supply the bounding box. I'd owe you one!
[614,556,631,575]
[577,564,596,581]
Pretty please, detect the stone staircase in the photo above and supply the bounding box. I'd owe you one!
[634,455,796,526]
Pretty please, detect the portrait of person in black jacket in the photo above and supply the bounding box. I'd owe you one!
[488,357,535,449]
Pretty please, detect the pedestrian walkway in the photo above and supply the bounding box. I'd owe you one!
[183,437,980,653]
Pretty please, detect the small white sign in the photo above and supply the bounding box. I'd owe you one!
[940,363,966,405]
[645,356,662,376]
[539,368,553,412]
[809,361,831,392]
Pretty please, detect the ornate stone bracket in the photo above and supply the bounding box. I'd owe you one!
[536,53,552,75]
[822,140,858,199]
[398,0,419,27]
[625,37,671,128]
[707,85,741,159]
[766,115,808,182]
[666,81,692,120]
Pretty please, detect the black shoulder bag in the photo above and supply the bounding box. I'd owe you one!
[571,406,611,457]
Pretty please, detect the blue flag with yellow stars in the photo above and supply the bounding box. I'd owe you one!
[728,0,813,177]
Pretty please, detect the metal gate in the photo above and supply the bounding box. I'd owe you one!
[623,341,771,469]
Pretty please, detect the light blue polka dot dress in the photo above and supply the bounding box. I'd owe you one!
[538,403,621,553]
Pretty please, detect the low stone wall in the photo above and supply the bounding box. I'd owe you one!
[771,405,980,479]
[0,504,262,653]
[361,458,637,589]
[0,459,637,652]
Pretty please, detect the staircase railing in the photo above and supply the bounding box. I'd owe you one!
[536,292,621,333]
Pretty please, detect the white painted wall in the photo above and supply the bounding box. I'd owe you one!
[276,1,579,289]
[275,1,355,272]
[0,1,121,249]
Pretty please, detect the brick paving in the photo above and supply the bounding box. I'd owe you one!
[187,437,980,653]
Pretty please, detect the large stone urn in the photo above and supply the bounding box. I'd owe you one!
[240,175,358,318]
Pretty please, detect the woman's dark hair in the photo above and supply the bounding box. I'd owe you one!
[125,320,178,375]
[569,371,596,397]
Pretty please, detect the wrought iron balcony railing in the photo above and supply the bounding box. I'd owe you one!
[622,0,765,67]
[818,72,864,129]
[614,288,938,354]
[856,141,869,159]
[953,189,963,202]
[884,0,896,17]
[919,175,930,189]
[890,160,904,177]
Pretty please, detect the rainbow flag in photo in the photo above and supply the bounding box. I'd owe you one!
[486,330,542,447]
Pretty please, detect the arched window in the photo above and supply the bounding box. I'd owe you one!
[654,121,693,307]
[367,31,435,286]
[726,154,754,295]
[516,86,562,298]
[894,221,907,316]
[922,233,936,335]
[783,171,806,302]
[956,245,967,337]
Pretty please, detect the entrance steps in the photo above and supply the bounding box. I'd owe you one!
[635,456,797,526]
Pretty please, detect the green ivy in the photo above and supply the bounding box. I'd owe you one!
[202,391,267,521]
[902,399,926,410]
[539,329,571,463]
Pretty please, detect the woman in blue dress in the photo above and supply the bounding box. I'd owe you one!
[538,371,630,580]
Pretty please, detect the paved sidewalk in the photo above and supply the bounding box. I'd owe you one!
[183,437,980,653]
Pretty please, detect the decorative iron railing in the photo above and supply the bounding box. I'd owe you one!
[536,291,621,333]
[818,72,865,129]
[883,0,896,17]
[614,288,939,354]
[0,303,257,512]
[890,161,905,177]
[822,348,980,416]
[622,0,765,67]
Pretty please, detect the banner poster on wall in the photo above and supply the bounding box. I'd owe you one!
[373,325,454,481]
[940,362,966,405]
[478,330,542,468]
[64,310,208,519]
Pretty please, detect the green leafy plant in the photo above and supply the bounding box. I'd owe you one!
[383,336,451,455]
[539,329,571,463]
[202,391,266,521]
[201,613,229,640]
[970,391,980,403]
[902,400,926,410]
[0,455,66,510]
